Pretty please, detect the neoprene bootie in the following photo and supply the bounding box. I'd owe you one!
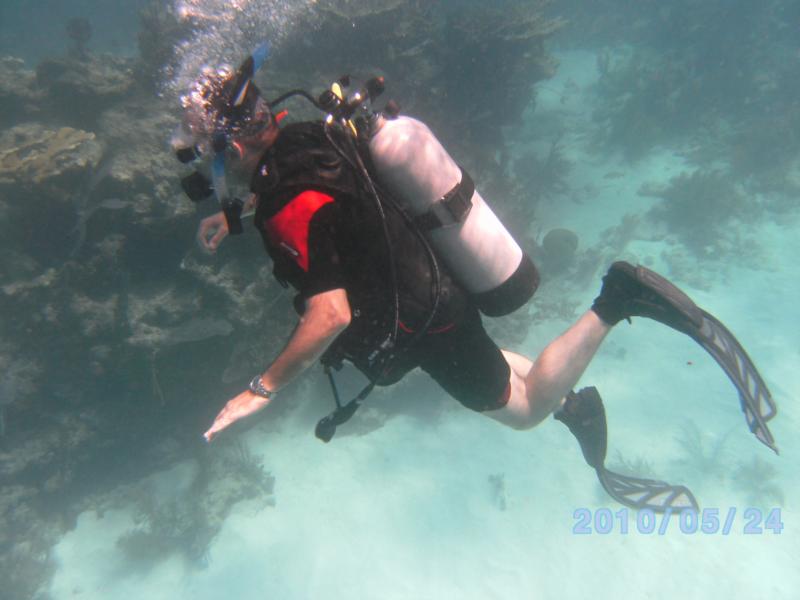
[591,261,703,333]
[554,386,607,470]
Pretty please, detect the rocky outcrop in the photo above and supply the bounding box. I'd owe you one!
[36,54,136,126]
[0,57,40,127]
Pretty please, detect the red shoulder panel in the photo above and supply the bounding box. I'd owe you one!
[263,190,335,271]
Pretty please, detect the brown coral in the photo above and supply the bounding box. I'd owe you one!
[0,124,101,189]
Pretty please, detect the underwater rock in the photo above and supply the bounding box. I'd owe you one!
[178,252,286,328]
[0,57,40,127]
[94,102,184,214]
[0,354,40,439]
[541,227,579,274]
[36,54,135,125]
[0,123,102,193]
[69,293,121,338]
[316,0,407,20]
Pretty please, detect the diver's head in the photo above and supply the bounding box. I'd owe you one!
[173,43,275,233]
[176,62,277,163]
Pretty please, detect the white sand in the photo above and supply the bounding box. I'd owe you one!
[49,50,799,600]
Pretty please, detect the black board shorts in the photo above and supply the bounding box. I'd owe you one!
[384,307,512,412]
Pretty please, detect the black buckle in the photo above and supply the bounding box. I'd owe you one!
[180,171,214,203]
[414,168,475,231]
[175,146,199,164]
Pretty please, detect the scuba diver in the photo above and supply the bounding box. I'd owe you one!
[173,45,778,513]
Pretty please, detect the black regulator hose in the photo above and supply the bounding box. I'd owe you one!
[323,121,400,350]
[267,89,326,112]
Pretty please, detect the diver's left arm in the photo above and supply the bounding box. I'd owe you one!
[196,194,259,253]
[203,288,351,441]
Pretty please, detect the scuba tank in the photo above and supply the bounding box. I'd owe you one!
[367,112,539,317]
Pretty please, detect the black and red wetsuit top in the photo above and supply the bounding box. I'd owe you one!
[251,121,468,380]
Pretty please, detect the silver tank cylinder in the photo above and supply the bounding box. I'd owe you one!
[368,114,538,316]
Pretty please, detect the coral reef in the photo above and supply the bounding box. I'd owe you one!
[0,58,39,127]
[591,46,691,160]
[607,450,658,479]
[0,353,40,438]
[0,124,101,190]
[670,421,731,483]
[273,0,563,154]
[0,0,570,591]
[117,442,275,569]
[65,18,93,60]
[36,54,136,126]
[582,0,800,209]
[512,139,572,206]
[731,456,784,507]
[639,170,758,259]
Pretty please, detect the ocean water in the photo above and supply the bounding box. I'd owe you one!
[0,1,797,599]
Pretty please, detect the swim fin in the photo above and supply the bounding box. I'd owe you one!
[596,468,698,512]
[593,262,778,453]
[555,387,698,513]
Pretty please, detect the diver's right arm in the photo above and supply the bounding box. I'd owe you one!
[203,288,351,441]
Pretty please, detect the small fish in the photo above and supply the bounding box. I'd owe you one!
[99,198,130,210]
[163,317,234,346]
[69,198,132,257]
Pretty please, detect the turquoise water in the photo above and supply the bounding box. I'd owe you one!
[0,2,797,599]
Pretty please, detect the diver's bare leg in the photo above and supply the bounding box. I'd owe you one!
[486,310,611,430]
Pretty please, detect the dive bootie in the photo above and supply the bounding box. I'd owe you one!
[592,261,701,330]
[554,387,607,469]
[556,387,698,513]
[591,261,779,453]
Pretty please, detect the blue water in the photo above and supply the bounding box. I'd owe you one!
[0,0,149,61]
[0,1,797,599]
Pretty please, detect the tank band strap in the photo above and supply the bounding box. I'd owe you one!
[414,168,475,231]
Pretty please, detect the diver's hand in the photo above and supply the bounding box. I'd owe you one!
[203,389,269,442]
[197,211,229,253]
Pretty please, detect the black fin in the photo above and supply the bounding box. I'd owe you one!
[596,467,699,513]
[692,309,778,453]
[605,263,779,453]
[556,386,699,512]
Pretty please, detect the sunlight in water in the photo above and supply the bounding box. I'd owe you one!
[167,0,320,99]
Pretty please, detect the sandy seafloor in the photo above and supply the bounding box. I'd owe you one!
[48,50,799,600]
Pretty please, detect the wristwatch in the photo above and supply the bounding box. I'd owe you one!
[249,375,276,399]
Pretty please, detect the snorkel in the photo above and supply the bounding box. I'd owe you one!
[175,41,272,235]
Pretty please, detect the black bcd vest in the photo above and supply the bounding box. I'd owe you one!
[251,121,468,380]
